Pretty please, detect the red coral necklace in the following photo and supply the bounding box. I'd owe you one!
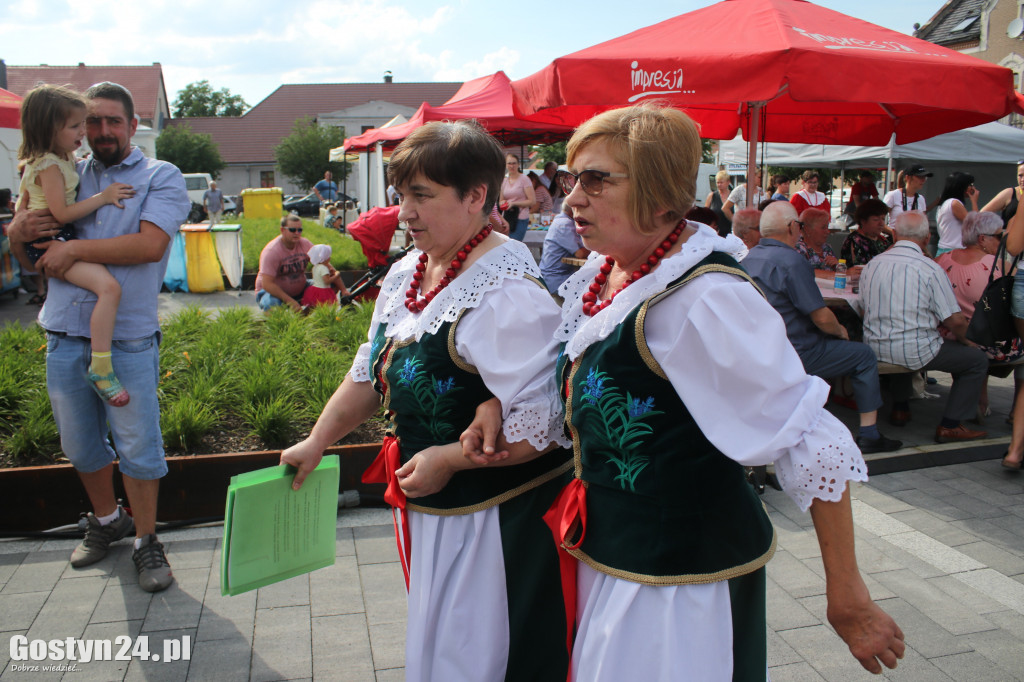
[582,221,685,316]
[405,224,492,313]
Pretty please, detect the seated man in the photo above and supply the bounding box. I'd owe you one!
[540,204,589,294]
[861,211,989,443]
[731,207,762,254]
[255,214,313,311]
[744,202,901,453]
[323,204,341,231]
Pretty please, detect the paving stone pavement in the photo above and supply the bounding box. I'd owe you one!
[1,460,1022,681]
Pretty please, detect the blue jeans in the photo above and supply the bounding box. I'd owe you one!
[46,332,166,480]
[257,280,312,310]
[509,218,528,242]
[1013,268,1024,320]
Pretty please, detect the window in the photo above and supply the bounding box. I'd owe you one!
[952,15,978,32]
[260,171,275,188]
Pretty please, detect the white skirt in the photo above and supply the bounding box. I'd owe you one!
[572,562,768,681]
[404,507,510,682]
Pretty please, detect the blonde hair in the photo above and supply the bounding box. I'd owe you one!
[566,103,701,233]
[715,169,730,184]
[18,84,87,164]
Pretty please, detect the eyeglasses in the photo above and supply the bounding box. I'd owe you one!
[789,220,805,229]
[557,169,629,196]
[286,227,303,233]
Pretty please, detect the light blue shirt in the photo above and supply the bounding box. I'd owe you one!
[39,147,189,339]
[540,214,585,293]
[860,240,961,370]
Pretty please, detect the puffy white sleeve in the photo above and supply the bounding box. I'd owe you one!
[346,292,391,384]
[645,272,867,512]
[455,280,571,450]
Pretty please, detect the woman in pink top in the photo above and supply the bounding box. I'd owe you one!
[500,154,535,241]
[790,170,831,215]
[936,211,1019,423]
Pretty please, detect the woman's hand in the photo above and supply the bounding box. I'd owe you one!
[280,439,325,490]
[823,254,839,268]
[460,397,510,466]
[826,582,905,674]
[100,182,134,208]
[396,444,465,498]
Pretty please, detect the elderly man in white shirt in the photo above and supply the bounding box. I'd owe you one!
[860,211,988,443]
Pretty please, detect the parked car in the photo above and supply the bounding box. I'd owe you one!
[283,192,358,217]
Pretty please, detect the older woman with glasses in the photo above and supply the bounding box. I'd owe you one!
[283,120,571,681]
[796,207,838,276]
[465,103,903,680]
[936,211,1020,420]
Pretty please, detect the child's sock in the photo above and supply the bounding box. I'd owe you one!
[88,352,130,406]
[90,351,114,379]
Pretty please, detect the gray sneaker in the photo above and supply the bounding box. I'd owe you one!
[132,534,174,592]
[70,509,135,568]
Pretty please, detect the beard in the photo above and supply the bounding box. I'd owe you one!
[89,136,128,166]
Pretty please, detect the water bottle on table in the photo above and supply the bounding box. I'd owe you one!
[833,259,848,291]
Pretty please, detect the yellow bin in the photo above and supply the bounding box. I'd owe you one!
[240,187,283,219]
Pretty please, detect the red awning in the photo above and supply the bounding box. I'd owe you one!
[343,71,575,152]
[510,0,1024,146]
[0,88,22,129]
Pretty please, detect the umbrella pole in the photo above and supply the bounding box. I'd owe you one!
[746,102,764,208]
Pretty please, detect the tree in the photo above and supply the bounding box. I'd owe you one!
[701,139,714,164]
[533,141,566,165]
[173,80,249,118]
[274,118,349,191]
[534,138,713,165]
[155,124,225,178]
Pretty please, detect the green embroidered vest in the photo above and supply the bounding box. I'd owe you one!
[370,313,571,514]
[557,252,776,584]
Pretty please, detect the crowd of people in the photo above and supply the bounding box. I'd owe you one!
[11,75,1024,679]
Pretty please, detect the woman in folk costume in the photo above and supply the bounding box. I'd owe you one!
[282,120,571,681]
[465,104,904,681]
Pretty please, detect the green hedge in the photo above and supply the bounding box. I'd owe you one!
[238,217,369,273]
[0,302,376,466]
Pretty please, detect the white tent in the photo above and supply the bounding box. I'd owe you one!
[718,122,1024,200]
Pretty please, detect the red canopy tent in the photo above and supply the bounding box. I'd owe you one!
[510,0,1024,198]
[0,88,22,129]
[343,71,575,153]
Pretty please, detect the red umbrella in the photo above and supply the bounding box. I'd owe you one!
[511,0,1024,196]
[0,88,22,129]
[343,71,575,153]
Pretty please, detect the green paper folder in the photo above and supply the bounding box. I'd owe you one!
[221,455,340,596]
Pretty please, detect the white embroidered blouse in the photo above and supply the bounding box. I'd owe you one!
[556,222,867,512]
[349,238,570,452]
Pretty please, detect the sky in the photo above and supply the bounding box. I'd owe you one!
[4,0,939,109]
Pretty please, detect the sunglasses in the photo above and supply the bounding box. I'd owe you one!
[286,227,303,233]
[556,169,629,196]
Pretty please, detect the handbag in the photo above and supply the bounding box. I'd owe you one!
[966,237,1021,347]
[501,206,520,229]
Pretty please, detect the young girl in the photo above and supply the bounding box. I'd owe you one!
[300,244,348,308]
[13,85,134,406]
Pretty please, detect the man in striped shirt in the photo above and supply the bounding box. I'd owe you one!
[860,211,988,443]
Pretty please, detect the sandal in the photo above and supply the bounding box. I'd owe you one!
[87,370,130,407]
[26,294,45,306]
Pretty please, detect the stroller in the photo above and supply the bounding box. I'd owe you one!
[341,205,409,304]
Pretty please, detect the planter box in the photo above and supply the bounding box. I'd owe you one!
[1,443,385,533]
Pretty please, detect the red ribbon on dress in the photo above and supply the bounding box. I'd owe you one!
[362,435,412,589]
[542,477,588,673]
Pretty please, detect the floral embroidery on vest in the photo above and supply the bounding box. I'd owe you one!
[578,367,662,491]
[395,357,462,441]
